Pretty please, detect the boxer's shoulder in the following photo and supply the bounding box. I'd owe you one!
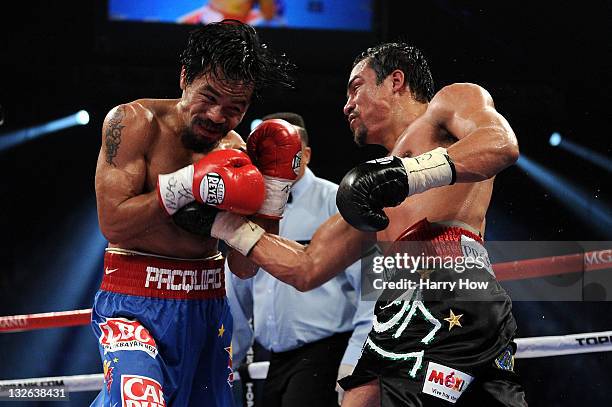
[435,82,492,99]
[105,100,163,144]
[101,100,164,168]
[423,83,495,130]
[431,83,494,113]
[215,130,247,152]
[104,100,157,134]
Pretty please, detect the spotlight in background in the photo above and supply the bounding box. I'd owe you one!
[550,133,612,173]
[3,200,107,383]
[517,155,612,237]
[76,110,90,125]
[0,104,4,126]
[0,110,90,151]
[549,132,562,147]
[250,118,263,132]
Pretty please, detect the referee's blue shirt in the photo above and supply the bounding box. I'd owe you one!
[226,167,373,367]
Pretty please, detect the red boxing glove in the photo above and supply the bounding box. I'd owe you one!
[247,119,302,218]
[157,149,265,216]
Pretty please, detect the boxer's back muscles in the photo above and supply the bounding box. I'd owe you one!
[95,99,243,258]
[380,83,517,240]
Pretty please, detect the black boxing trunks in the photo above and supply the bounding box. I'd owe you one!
[339,219,526,406]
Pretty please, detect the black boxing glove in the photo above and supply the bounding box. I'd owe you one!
[337,148,456,232]
[173,203,266,256]
[172,202,220,237]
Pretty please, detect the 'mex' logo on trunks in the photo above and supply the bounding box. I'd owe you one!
[428,370,465,392]
[121,375,165,407]
[99,318,158,359]
[422,362,473,403]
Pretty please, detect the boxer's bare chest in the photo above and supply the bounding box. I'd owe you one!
[391,116,450,159]
[141,127,243,196]
[143,130,206,193]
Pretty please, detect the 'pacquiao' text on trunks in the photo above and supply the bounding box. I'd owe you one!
[144,267,222,292]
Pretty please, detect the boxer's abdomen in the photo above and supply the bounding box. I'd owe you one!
[380,179,493,242]
[108,230,219,259]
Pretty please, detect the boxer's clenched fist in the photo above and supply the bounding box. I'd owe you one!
[247,119,302,219]
[157,149,265,216]
[337,148,455,232]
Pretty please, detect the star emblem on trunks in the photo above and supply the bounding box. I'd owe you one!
[218,324,225,337]
[416,269,434,279]
[444,309,463,331]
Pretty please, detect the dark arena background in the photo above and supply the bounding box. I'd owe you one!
[0,1,611,406]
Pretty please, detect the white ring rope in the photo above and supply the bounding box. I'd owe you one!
[514,329,612,358]
[2,330,611,393]
[0,373,103,392]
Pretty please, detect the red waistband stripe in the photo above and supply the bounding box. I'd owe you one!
[101,251,226,300]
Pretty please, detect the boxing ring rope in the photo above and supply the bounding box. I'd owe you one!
[0,374,104,393]
[1,248,611,392]
[3,247,610,334]
[493,247,612,281]
[0,309,91,333]
[1,328,612,393]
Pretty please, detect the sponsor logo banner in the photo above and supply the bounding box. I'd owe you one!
[422,362,474,403]
[99,318,158,358]
[121,375,165,407]
[203,173,225,205]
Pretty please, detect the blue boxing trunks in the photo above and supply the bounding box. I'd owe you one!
[90,248,233,407]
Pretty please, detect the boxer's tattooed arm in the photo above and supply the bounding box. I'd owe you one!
[104,106,125,167]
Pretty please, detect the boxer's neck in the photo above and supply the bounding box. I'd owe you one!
[383,99,428,151]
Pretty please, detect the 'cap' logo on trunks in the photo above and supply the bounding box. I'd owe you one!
[99,318,158,359]
[292,151,302,175]
[201,172,225,205]
[121,375,165,407]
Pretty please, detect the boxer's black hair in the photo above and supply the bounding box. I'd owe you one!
[353,43,434,103]
[180,19,295,99]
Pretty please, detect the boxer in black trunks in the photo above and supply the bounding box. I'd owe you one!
[205,42,526,406]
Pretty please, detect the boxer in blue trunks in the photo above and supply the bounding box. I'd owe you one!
[91,20,301,406]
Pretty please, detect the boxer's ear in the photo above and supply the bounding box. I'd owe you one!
[390,69,406,93]
[180,66,187,90]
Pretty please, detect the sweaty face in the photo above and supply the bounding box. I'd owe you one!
[181,72,252,152]
[343,59,391,146]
